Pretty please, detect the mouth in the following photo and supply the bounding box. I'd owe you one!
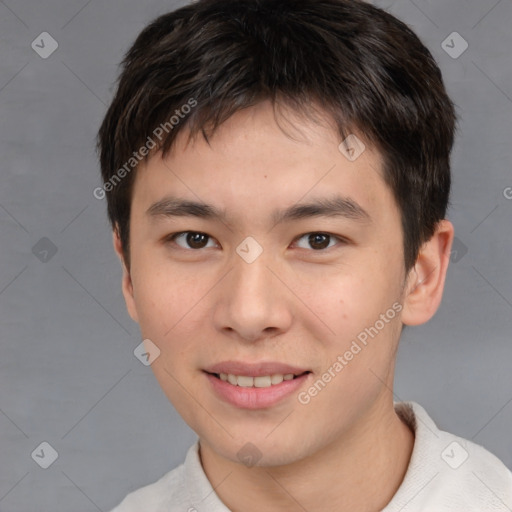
[205,371,311,389]
[203,363,312,409]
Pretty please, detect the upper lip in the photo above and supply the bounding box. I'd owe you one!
[204,361,310,377]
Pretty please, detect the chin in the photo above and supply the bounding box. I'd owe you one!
[201,426,318,468]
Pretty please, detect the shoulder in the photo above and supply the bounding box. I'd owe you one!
[431,429,512,510]
[386,402,512,511]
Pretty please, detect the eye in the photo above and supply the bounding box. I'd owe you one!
[167,231,218,250]
[294,232,344,251]
[165,231,345,252]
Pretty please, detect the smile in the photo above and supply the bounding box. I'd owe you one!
[204,366,312,409]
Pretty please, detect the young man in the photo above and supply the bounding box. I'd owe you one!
[97,0,512,510]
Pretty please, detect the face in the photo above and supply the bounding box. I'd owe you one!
[118,101,410,466]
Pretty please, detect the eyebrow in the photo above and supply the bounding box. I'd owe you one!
[146,195,371,225]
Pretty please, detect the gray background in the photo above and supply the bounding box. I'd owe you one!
[0,0,511,510]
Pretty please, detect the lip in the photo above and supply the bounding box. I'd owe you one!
[203,361,312,410]
[204,361,309,377]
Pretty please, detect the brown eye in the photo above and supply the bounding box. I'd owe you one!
[170,231,216,250]
[308,233,330,250]
[186,232,209,249]
[294,232,343,251]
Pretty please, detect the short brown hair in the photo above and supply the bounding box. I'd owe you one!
[97,0,458,271]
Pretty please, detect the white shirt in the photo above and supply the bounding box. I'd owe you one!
[110,401,512,511]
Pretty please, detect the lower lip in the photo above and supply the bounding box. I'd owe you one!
[205,372,311,409]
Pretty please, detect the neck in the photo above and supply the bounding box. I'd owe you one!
[199,397,415,512]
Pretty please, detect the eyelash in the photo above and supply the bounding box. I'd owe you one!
[164,231,347,252]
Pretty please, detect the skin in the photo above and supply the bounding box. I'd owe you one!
[113,100,454,511]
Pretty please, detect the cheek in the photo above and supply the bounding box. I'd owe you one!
[291,260,389,342]
[132,246,191,309]
[130,261,231,395]
[130,258,203,346]
[296,257,403,378]
[130,261,207,413]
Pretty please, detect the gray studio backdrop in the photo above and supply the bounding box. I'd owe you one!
[1,0,511,510]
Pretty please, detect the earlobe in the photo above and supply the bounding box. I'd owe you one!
[112,228,140,324]
[401,220,454,326]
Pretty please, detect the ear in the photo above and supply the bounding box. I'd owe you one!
[112,227,139,324]
[401,219,454,326]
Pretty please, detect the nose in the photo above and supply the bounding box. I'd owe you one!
[212,250,293,343]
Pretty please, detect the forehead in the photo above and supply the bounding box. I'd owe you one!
[131,102,397,228]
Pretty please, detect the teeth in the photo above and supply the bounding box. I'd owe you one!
[237,375,254,387]
[271,374,284,385]
[216,372,303,388]
[254,376,272,388]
